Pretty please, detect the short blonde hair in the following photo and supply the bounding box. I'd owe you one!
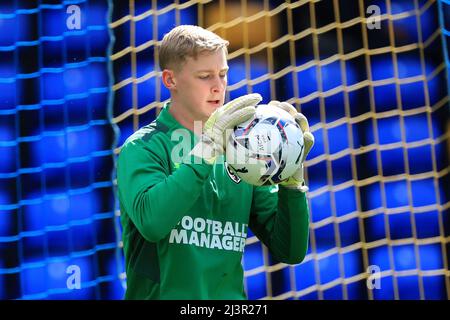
[159,25,229,71]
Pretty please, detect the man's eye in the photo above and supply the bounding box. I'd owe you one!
[199,75,209,79]
[219,74,227,78]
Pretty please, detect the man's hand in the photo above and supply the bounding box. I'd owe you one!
[269,100,315,192]
[190,93,262,164]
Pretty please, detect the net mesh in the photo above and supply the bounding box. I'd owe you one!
[0,1,121,299]
[110,0,450,299]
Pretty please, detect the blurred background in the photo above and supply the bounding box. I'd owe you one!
[0,0,449,300]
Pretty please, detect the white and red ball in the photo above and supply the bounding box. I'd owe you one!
[225,104,304,186]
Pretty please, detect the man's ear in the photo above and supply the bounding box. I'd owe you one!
[162,69,176,89]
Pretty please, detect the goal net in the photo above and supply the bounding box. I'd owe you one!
[110,0,450,299]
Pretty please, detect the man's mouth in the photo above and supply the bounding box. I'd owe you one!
[207,100,220,106]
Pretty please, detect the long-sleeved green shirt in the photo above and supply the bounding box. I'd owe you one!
[117,102,310,300]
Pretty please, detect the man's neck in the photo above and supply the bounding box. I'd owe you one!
[168,100,202,134]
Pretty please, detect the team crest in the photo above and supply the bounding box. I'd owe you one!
[224,161,241,184]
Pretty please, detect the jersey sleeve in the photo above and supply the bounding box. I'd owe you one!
[248,185,310,264]
[117,137,213,242]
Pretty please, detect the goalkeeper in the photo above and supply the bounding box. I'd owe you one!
[117,25,314,299]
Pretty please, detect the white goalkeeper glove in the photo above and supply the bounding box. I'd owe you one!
[269,100,315,192]
[189,93,262,164]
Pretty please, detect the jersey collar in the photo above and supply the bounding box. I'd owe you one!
[157,102,200,143]
[157,101,183,131]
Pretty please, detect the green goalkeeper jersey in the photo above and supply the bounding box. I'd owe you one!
[117,102,310,300]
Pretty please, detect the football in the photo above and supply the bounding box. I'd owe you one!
[225,104,305,186]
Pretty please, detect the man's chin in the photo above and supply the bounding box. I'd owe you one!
[206,105,219,115]
[207,101,221,109]
[202,102,222,119]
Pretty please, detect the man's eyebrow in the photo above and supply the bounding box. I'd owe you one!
[196,67,229,73]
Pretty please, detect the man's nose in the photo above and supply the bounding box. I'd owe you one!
[212,76,225,93]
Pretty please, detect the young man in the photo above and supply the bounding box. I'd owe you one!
[117,25,314,299]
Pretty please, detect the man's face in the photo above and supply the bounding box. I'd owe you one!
[171,49,228,122]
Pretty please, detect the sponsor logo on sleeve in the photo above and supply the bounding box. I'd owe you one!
[225,162,241,184]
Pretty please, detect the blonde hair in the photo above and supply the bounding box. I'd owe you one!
[159,25,229,71]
